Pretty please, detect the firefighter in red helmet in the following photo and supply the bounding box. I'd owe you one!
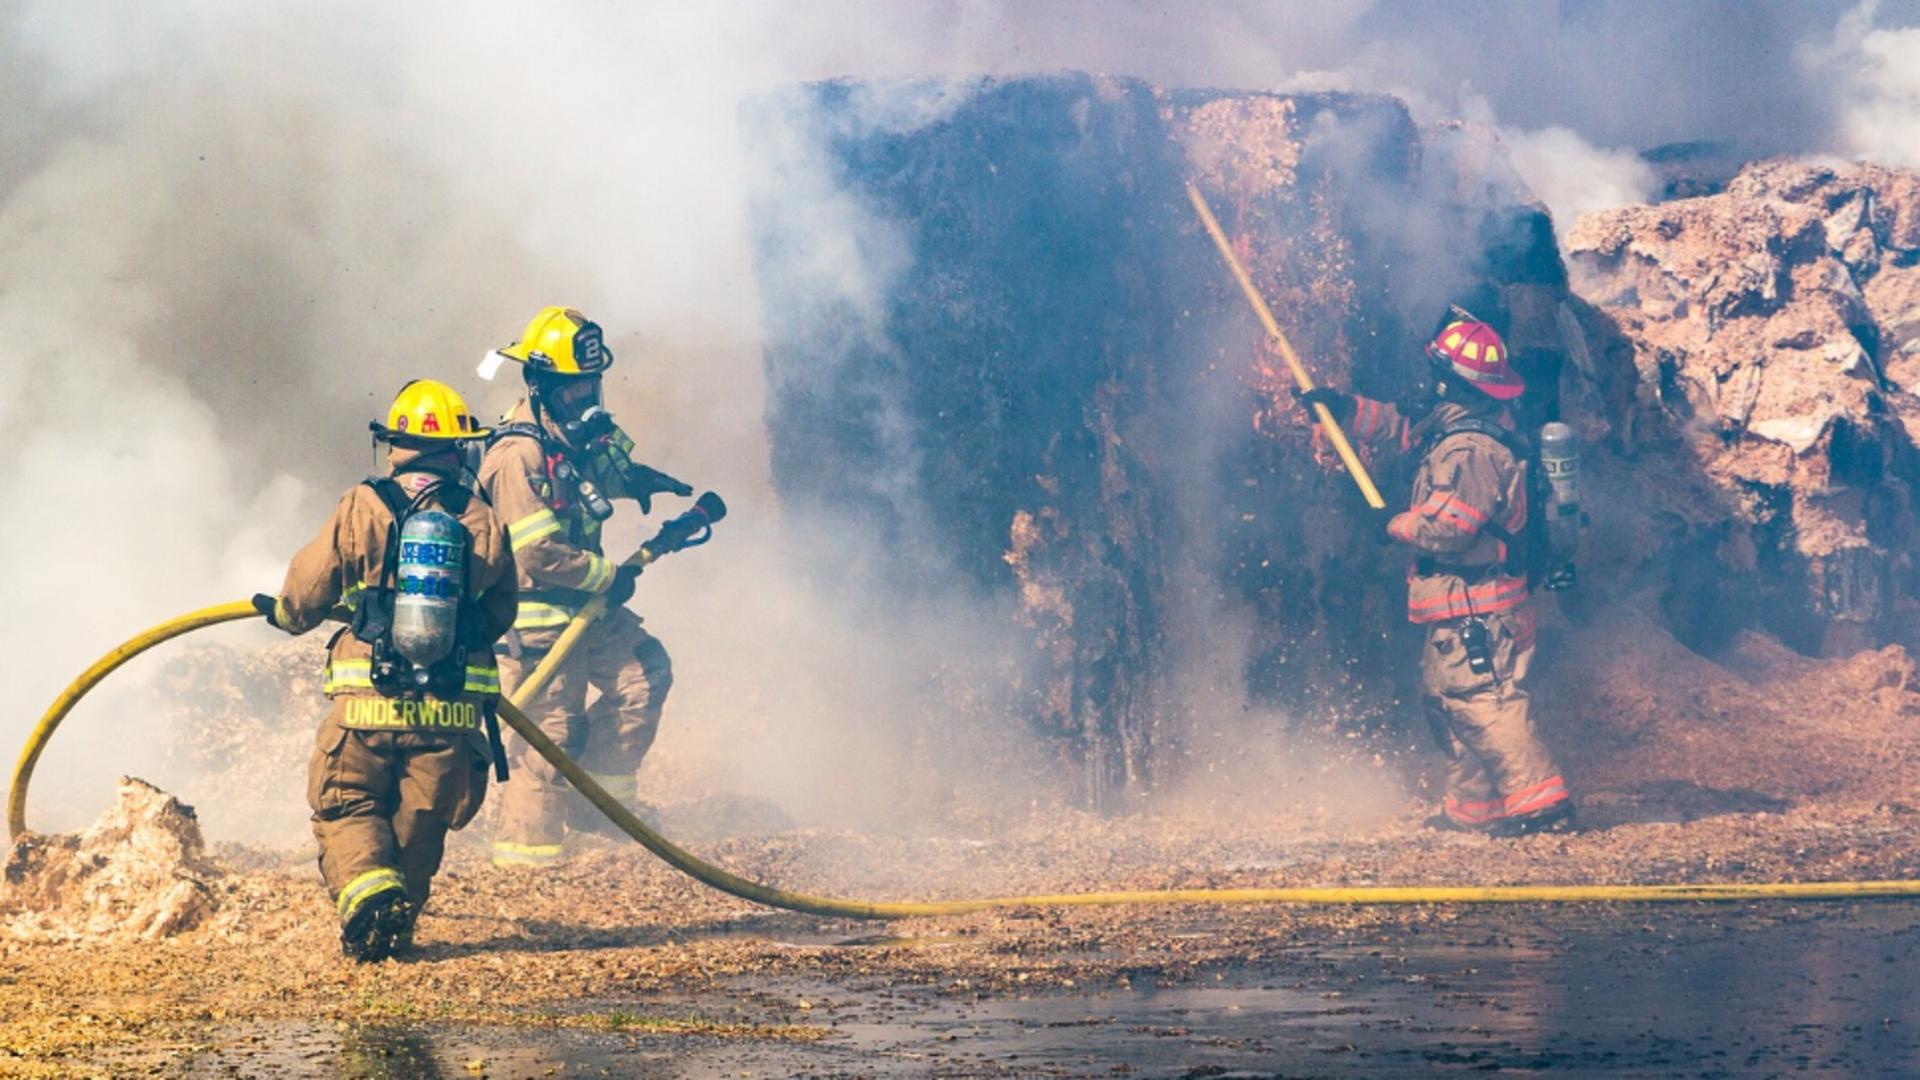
[1298,311,1575,836]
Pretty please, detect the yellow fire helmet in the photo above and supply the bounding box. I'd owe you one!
[372,379,491,444]
[477,305,612,381]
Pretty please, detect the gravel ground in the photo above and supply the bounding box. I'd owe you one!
[5,792,1920,1077]
[7,598,1920,1076]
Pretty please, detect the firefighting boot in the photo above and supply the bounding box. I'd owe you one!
[1494,801,1578,838]
[1422,812,1483,834]
[340,892,414,963]
[376,897,416,958]
[389,909,417,957]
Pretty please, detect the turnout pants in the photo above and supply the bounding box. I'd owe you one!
[1420,605,1570,829]
[493,607,673,866]
[307,703,490,928]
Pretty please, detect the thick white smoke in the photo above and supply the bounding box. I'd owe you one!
[1811,1,1920,168]
[1500,127,1659,235]
[3,0,1917,840]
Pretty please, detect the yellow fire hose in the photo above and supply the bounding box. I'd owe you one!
[1185,180,1388,510]
[13,602,1920,916]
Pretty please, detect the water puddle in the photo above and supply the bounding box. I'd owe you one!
[116,903,1920,1077]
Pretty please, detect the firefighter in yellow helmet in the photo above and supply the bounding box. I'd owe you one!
[1296,311,1574,837]
[476,307,692,869]
[257,379,517,961]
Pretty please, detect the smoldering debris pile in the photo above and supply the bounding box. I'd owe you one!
[750,74,1920,806]
[2,777,221,942]
[749,75,1574,804]
[1568,160,1920,656]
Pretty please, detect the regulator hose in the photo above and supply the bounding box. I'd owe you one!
[13,603,1920,917]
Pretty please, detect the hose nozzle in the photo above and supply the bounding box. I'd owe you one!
[641,491,727,561]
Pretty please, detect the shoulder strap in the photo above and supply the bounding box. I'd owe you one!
[360,476,413,598]
[438,482,475,514]
[1421,421,1528,551]
[1427,416,1526,456]
[371,473,480,515]
[362,475,410,518]
[491,421,548,448]
[489,421,563,484]
[351,478,410,644]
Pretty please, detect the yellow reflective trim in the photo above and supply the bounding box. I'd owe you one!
[340,582,367,610]
[585,770,637,801]
[491,841,564,867]
[492,841,563,855]
[1462,340,1481,360]
[336,867,405,919]
[323,660,375,694]
[580,554,614,594]
[508,509,562,552]
[465,666,501,694]
[327,661,498,701]
[515,601,576,630]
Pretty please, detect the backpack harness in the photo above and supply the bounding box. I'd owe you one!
[1410,417,1537,585]
[355,474,509,781]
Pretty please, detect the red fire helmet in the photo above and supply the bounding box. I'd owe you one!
[1426,319,1525,400]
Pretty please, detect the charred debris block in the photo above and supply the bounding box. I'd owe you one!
[747,74,1920,806]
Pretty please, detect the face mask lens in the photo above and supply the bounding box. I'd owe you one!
[556,378,600,418]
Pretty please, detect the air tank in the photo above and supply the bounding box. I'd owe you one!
[392,509,466,668]
[1538,422,1582,570]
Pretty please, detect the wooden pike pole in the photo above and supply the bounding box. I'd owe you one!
[1184,181,1387,509]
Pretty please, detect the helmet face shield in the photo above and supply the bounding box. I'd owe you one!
[456,437,485,481]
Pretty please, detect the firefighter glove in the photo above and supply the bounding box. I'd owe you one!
[1292,387,1356,426]
[622,461,693,516]
[1369,506,1398,545]
[251,592,287,632]
[605,564,643,608]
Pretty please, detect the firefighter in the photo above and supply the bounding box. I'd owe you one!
[1296,314,1575,836]
[477,306,687,869]
[258,380,516,960]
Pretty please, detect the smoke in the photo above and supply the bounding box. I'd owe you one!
[1500,127,1658,234]
[3,0,1918,840]
[1809,1,1920,168]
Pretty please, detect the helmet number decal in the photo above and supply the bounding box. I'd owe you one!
[574,323,605,370]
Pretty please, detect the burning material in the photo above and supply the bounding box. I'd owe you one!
[750,75,1572,802]
[3,777,221,942]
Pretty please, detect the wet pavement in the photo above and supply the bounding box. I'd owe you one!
[139,902,1920,1077]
